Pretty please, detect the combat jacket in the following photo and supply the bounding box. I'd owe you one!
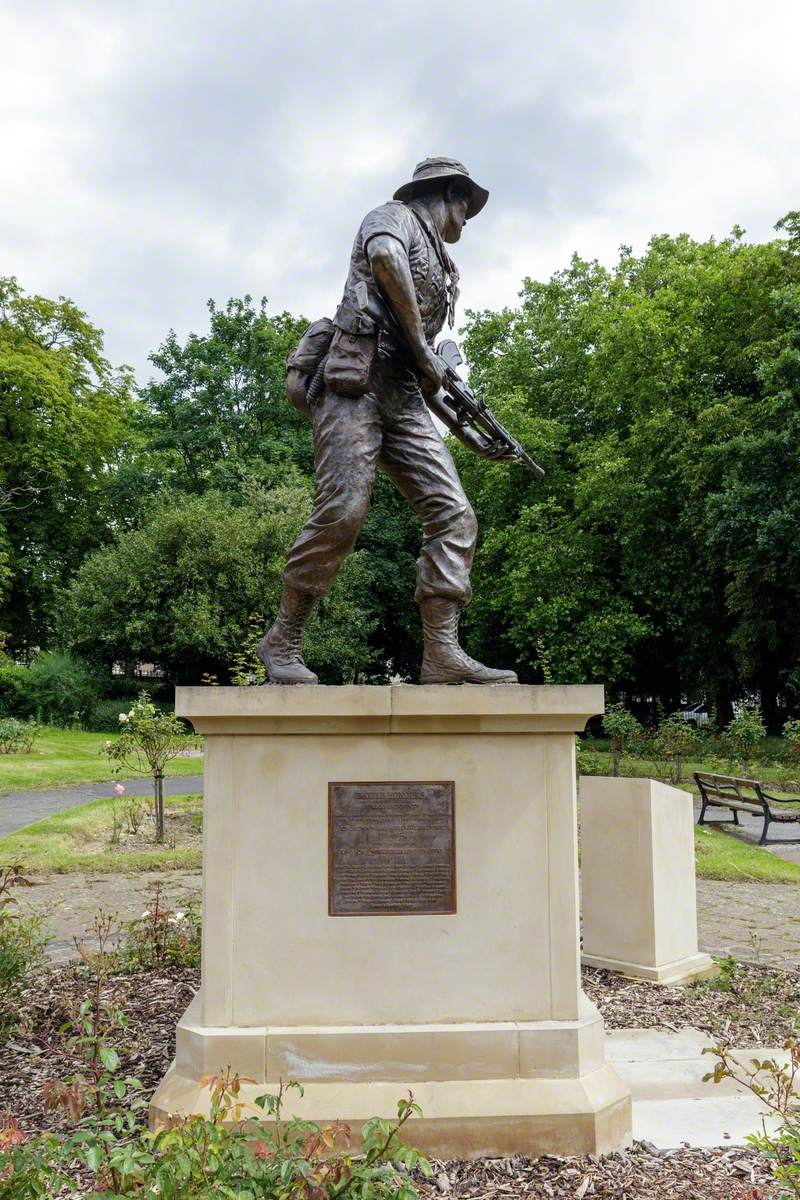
[340,200,458,348]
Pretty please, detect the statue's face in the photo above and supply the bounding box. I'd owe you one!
[442,193,470,243]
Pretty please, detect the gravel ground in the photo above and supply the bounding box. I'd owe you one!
[1,962,793,1198]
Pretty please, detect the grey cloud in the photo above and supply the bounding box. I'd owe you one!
[0,0,689,374]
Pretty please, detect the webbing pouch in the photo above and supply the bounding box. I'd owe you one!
[323,302,378,398]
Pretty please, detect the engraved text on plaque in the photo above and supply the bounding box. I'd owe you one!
[329,782,456,915]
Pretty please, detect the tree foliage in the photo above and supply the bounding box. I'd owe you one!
[7,214,800,715]
[61,487,375,684]
[0,278,133,651]
[140,296,312,492]
[134,296,421,677]
[455,218,800,722]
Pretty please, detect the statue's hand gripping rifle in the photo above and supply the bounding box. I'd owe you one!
[434,339,545,479]
[354,281,544,479]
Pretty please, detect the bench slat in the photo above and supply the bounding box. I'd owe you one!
[695,771,800,845]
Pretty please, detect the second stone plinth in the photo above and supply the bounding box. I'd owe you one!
[581,775,715,985]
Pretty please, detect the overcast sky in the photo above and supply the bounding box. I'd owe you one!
[2,0,799,380]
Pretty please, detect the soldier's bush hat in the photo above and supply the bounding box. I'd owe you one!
[393,157,489,219]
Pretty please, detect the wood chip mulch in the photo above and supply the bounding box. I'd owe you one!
[584,962,800,1046]
[418,1147,776,1198]
[0,963,200,1135]
[1,961,794,1198]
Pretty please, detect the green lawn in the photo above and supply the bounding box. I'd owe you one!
[0,728,202,795]
[694,824,800,883]
[0,793,203,873]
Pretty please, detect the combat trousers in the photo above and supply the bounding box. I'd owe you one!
[282,363,478,604]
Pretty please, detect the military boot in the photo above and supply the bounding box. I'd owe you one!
[419,597,518,685]
[257,585,319,685]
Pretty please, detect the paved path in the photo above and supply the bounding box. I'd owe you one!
[608,1027,786,1148]
[16,869,800,968]
[20,869,202,962]
[0,775,204,838]
[696,877,800,966]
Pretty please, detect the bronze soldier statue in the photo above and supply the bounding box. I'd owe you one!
[259,157,520,686]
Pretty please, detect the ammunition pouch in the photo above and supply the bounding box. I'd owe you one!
[323,302,378,398]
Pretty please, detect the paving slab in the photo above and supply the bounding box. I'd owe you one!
[696,877,800,966]
[607,1028,785,1148]
[20,869,202,962]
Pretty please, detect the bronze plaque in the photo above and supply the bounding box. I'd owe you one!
[329,782,456,915]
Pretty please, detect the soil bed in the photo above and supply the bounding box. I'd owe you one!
[0,964,199,1135]
[1,962,793,1198]
[79,805,203,858]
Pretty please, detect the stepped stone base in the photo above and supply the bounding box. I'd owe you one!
[150,684,632,1156]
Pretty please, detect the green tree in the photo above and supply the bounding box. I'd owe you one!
[647,713,701,784]
[781,716,800,777]
[456,217,800,710]
[104,694,191,843]
[140,296,312,492]
[602,702,642,776]
[704,268,800,728]
[60,487,375,684]
[0,278,133,652]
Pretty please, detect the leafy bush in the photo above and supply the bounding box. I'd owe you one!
[575,735,598,778]
[0,660,29,717]
[725,706,768,776]
[783,718,800,778]
[24,650,102,725]
[706,1037,800,1197]
[0,718,39,754]
[1,1076,429,1200]
[646,713,701,784]
[117,881,201,971]
[84,698,141,732]
[602,703,642,776]
[61,488,376,685]
[0,864,47,1042]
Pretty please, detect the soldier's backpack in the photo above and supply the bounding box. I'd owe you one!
[286,317,335,418]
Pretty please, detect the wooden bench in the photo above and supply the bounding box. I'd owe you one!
[695,772,800,845]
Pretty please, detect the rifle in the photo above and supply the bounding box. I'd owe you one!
[354,281,545,479]
[434,339,545,478]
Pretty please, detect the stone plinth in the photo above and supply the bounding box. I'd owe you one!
[150,685,632,1157]
[580,776,715,985]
